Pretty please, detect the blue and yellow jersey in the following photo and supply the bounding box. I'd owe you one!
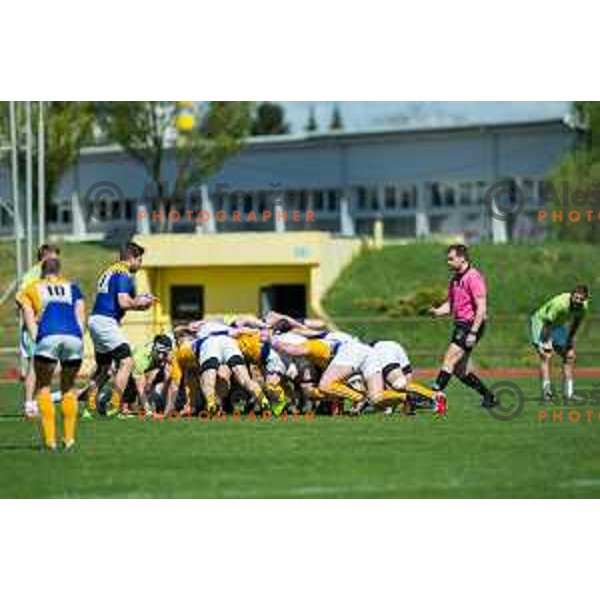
[18,276,84,342]
[91,262,135,322]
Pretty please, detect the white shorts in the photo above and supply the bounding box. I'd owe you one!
[330,341,382,379]
[265,349,286,375]
[88,314,129,355]
[373,341,411,372]
[35,335,83,363]
[198,335,243,366]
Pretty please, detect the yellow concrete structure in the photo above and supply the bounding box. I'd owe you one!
[123,232,363,348]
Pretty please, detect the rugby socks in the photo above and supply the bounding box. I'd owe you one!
[61,391,78,448]
[205,393,218,413]
[433,370,452,391]
[87,386,98,412]
[382,389,406,403]
[406,382,437,402]
[38,389,56,450]
[109,388,122,413]
[266,383,286,416]
[542,380,552,398]
[459,373,490,397]
[323,382,364,404]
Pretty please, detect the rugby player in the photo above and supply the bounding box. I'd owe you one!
[231,326,289,415]
[273,331,398,413]
[19,258,85,450]
[370,340,446,416]
[429,244,496,408]
[125,334,174,415]
[85,242,154,416]
[15,243,60,418]
[193,319,269,414]
[530,284,590,401]
[167,326,199,414]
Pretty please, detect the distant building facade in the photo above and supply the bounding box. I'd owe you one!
[0,118,576,243]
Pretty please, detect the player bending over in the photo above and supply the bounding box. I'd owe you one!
[125,334,175,416]
[19,259,85,450]
[232,326,290,415]
[530,284,590,402]
[369,340,446,416]
[191,319,269,414]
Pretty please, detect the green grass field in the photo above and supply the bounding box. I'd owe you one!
[2,379,600,498]
[1,240,599,497]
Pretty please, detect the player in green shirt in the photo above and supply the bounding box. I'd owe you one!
[124,334,174,415]
[529,284,590,402]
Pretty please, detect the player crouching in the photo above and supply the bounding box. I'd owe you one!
[124,334,175,416]
[193,320,269,414]
[369,340,447,417]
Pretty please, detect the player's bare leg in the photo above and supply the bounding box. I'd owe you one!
[163,378,180,416]
[231,364,269,411]
[216,365,232,410]
[23,357,37,419]
[80,362,111,416]
[318,364,364,413]
[110,356,134,414]
[200,367,219,413]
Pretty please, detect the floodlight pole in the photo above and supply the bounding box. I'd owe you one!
[9,101,23,285]
[25,101,33,266]
[38,101,45,245]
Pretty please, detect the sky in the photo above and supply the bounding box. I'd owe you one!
[279,101,571,133]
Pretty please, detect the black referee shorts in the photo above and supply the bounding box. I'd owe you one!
[450,320,486,351]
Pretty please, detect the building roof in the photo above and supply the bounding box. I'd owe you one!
[134,232,334,267]
[80,117,573,157]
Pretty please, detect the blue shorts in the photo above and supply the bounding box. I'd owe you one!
[529,315,568,351]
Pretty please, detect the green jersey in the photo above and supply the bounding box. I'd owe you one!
[132,344,157,377]
[533,292,589,325]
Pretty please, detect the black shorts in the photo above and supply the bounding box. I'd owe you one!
[450,320,486,351]
[95,343,132,367]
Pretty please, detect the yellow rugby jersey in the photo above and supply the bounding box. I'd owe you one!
[18,276,84,341]
[236,331,262,364]
[174,340,196,368]
[15,262,43,307]
[304,339,332,369]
